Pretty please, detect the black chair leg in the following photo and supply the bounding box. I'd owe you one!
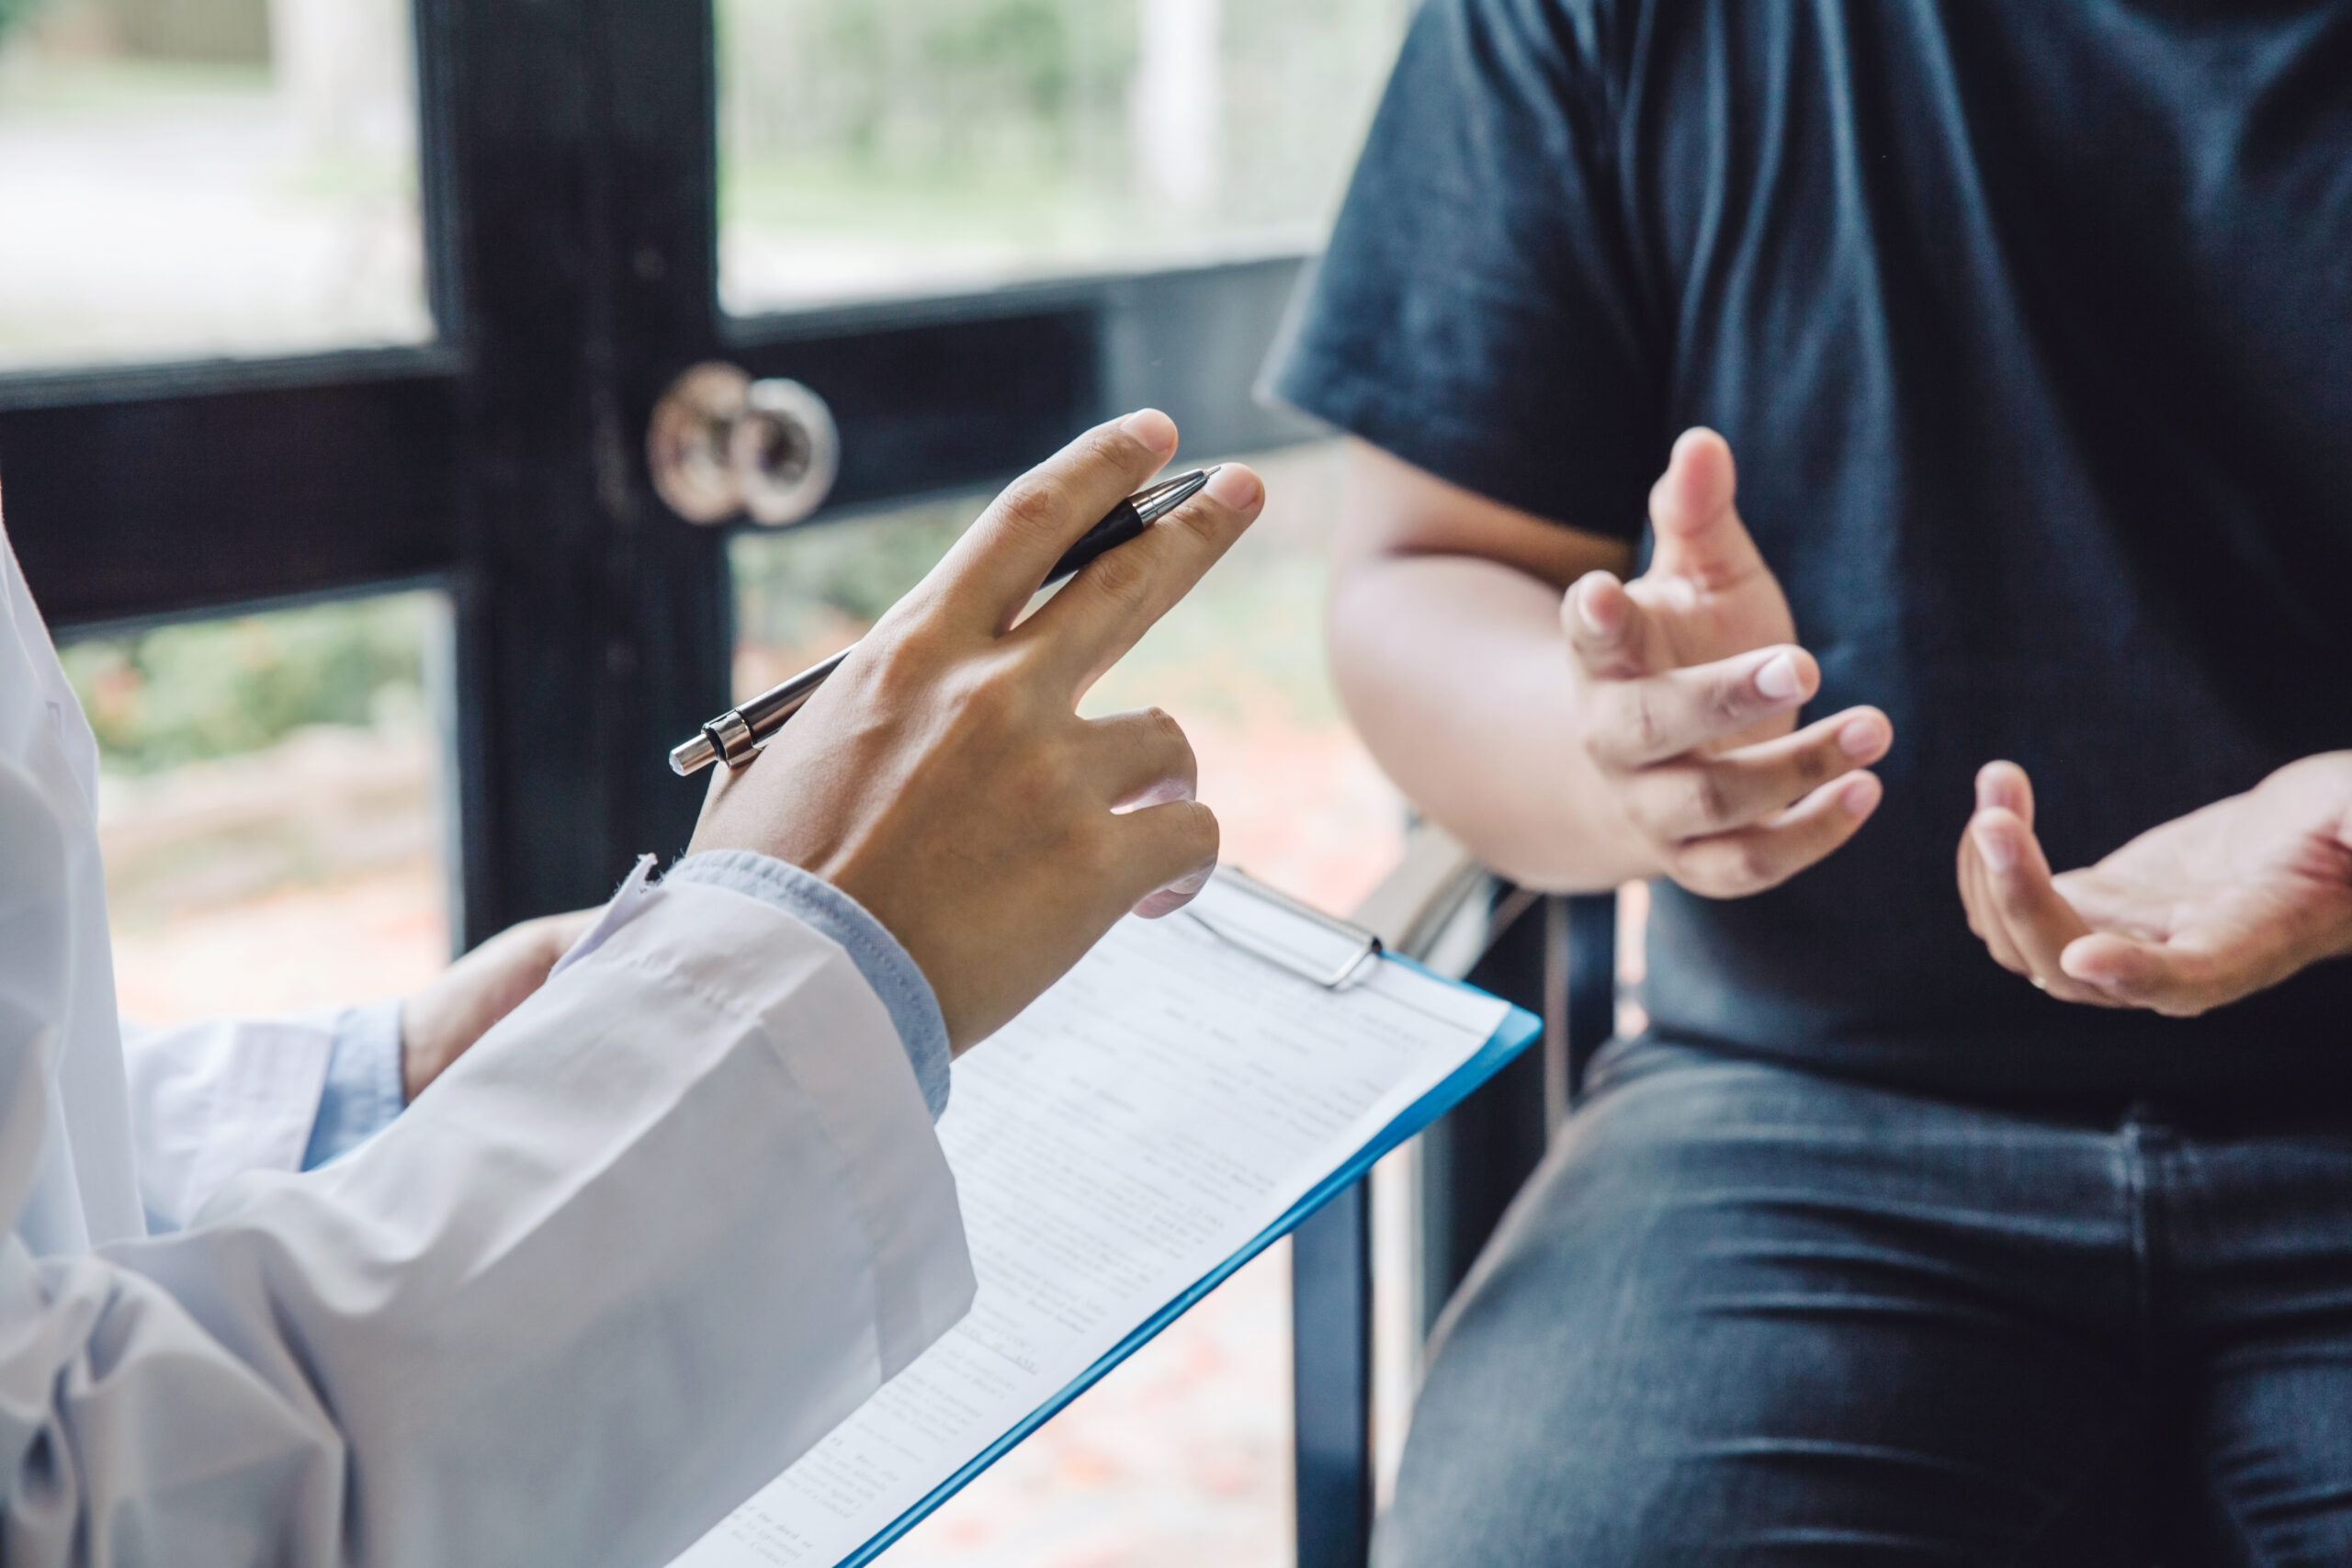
[1292,1179,1373,1568]
[1288,884,1619,1568]
[1564,893,1618,1103]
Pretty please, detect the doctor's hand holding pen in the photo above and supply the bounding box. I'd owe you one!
[690,408,1261,1052]
[393,410,1260,1093]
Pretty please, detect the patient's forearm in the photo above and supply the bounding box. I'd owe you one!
[1329,551,1656,892]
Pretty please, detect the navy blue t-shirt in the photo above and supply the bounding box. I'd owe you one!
[1273,0,2352,1094]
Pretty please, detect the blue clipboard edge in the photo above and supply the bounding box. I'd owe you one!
[833,976,1544,1568]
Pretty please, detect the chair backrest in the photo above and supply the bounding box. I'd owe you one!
[1293,830,1619,1568]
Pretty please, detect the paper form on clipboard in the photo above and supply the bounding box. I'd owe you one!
[671,867,1540,1568]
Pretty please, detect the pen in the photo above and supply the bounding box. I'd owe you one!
[669,467,1219,776]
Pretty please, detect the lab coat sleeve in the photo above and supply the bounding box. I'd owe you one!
[117,1010,338,1233]
[299,1000,408,1168]
[1,877,976,1568]
[666,849,952,1119]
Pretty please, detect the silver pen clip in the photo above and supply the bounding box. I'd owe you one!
[1182,867,1384,990]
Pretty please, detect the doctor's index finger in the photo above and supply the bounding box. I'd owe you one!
[938,411,1181,631]
[1017,463,1264,692]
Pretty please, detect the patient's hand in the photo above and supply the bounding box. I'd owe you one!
[1566,429,1891,897]
[690,410,1262,1052]
[1958,755,2352,1015]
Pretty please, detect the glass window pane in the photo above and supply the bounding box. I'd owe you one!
[718,0,1411,315]
[62,588,455,1024]
[730,443,1406,1562]
[0,0,428,371]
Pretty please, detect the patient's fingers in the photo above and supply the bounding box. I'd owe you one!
[2062,934,2186,1005]
[1957,827,2027,975]
[1977,760,2035,831]
[1565,570,1683,683]
[1646,429,1770,595]
[1580,647,1825,770]
[1620,707,1891,839]
[1970,807,2112,1005]
[2059,934,2254,1017]
[1668,772,1883,897]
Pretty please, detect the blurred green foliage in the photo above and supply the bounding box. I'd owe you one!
[724,0,1135,190]
[1082,550,1334,727]
[59,593,432,773]
[729,494,982,653]
[0,0,48,45]
[1216,0,1413,227]
[718,0,1409,240]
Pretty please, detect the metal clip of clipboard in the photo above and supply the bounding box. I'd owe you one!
[1182,866,1385,990]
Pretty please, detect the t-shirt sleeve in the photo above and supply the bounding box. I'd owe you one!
[1266,0,1657,539]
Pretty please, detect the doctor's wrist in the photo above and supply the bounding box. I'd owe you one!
[665,850,953,1120]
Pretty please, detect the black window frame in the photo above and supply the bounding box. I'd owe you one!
[3,0,1319,941]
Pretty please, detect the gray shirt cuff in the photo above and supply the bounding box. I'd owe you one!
[302,997,407,1169]
[665,850,952,1121]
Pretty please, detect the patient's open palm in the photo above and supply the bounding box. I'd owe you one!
[1960,754,2352,1015]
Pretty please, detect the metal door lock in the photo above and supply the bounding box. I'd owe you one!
[647,362,839,526]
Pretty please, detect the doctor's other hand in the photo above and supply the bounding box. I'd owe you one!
[401,907,600,1100]
[689,410,1262,1053]
[1959,755,2352,1015]
[1565,428,1890,897]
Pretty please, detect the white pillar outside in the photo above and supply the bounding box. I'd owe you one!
[1131,0,1222,215]
[267,0,413,154]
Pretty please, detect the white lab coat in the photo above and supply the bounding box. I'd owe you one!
[0,521,976,1565]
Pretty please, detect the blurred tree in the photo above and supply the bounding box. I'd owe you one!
[59,595,430,773]
[724,0,1135,190]
[107,0,270,63]
[729,497,978,656]
[718,0,1409,246]
[0,0,50,45]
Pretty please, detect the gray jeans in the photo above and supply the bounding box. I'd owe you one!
[1379,1037,2352,1567]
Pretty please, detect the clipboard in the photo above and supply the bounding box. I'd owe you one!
[1182,865,1386,989]
[675,868,1540,1568]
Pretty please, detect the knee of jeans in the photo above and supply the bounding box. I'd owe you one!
[1375,1432,1639,1568]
